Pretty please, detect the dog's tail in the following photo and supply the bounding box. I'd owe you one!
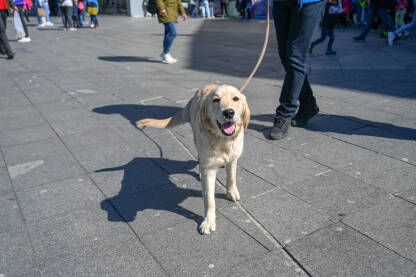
[136,100,192,129]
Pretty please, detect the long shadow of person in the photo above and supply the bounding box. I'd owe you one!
[98,157,228,227]
[250,113,416,140]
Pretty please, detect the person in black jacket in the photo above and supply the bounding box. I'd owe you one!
[0,0,17,59]
[352,0,396,45]
[310,0,344,55]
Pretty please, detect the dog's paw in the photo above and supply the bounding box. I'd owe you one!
[227,188,240,202]
[199,218,216,235]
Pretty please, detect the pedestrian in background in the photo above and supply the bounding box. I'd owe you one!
[268,0,325,140]
[395,0,409,37]
[78,0,84,27]
[61,0,76,30]
[14,0,31,42]
[201,0,211,18]
[0,0,16,59]
[392,0,416,39]
[155,0,187,64]
[221,0,229,17]
[310,0,344,55]
[23,0,31,22]
[72,0,79,27]
[86,0,99,28]
[36,0,54,27]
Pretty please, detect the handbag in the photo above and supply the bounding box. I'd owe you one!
[146,0,158,14]
[37,7,46,17]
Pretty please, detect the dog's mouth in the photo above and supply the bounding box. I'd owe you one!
[217,121,236,136]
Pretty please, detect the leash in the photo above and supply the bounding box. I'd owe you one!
[239,0,271,93]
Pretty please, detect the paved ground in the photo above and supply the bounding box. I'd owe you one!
[1,15,416,276]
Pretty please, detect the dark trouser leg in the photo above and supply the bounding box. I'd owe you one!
[377,8,395,32]
[273,0,324,118]
[311,27,329,48]
[360,7,376,38]
[327,28,335,50]
[17,5,29,37]
[0,10,12,54]
[66,6,73,27]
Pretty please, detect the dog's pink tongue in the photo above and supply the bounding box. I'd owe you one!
[221,122,236,135]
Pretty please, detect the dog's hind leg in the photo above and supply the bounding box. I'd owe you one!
[199,167,217,235]
[226,159,240,202]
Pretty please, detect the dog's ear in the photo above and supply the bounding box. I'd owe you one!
[241,95,251,130]
[199,100,207,132]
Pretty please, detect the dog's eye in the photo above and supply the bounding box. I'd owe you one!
[213,98,220,103]
[233,97,239,102]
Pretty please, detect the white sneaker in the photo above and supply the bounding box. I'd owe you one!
[388,32,395,46]
[90,24,95,28]
[45,21,54,26]
[17,37,31,43]
[38,23,46,28]
[160,53,177,64]
[69,27,77,31]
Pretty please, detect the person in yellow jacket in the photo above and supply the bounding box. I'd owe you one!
[155,0,187,64]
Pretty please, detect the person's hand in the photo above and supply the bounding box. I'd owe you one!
[160,9,167,16]
[182,13,187,21]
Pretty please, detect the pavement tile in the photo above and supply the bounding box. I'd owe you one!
[16,176,104,223]
[140,214,269,277]
[36,99,83,113]
[0,113,46,132]
[26,207,135,269]
[0,193,25,235]
[48,115,108,136]
[286,222,416,277]
[2,137,69,166]
[398,189,416,204]
[9,154,85,191]
[0,125,56,147]
[0,105,38,120]
[241,187,334,245]
[343,197,416,262]
[208,250,307,277]
[0,166,13,195]
[41,238,166,277]
[0,231,37,277]
[60,128,125,151]
[286,171,390,217]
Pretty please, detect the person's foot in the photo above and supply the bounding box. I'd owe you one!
[38,23,46,28]
[325,49,336,55]
[90,24,95,28]
[7,52,15,60]
[269,117,290,140]
[352,36,365,42]
[0,48,4,55]
[291,105,319,127]
[69,27,77,31]
[388,32,395,46]
[160,53,178,64]
[45,21,54,26]
[17,37,31,43]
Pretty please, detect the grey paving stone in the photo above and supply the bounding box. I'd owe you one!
[302,113,366,136]
[14,271,41,277]
[286,171,390,217]
[239,135,330,188]
[286,222,416,277]
[0,105,38,120]
[60,128,125,151]
[10,154,85,191]
[140,214,268,276]
[365,97,416,119]
[208,250,307,277]
[242,187,334,245]
[0,230,37,277]
[343,197,416,262]
[2,137,69,166]
[41,238,166,277]
[0,125,56,147]
[27,208,135,269]
[0,113,46,132]
[398,189,416,204]
[0,193,25,235]
[16,176,104,222]
[0,166,12,194]
[48,114,109,136]
[36,99,83,113]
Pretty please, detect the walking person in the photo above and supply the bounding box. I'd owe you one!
[36,0,54,27]
[191,0,200,17]
[268,0,325,140]
[391,0,415,39]
[155,0,187,64]
[61,0,75,30]
[310,0,344,55]
[0,0,16,59]
[14,0,31,42]
[352,0,397,45]
[23,0,31,22]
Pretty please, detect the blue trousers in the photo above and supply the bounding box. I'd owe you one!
[273,0,324,118]
[359,7,395,38]
[163,22,177,54]
[311,27,335,51]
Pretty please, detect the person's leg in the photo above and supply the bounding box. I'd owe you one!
[163,22,177,54]
[44,2,50,22]
[395,10,405,29]
[395,1,416,35]
[66,6,73,27]
[311,27,329,49]
[0,11,13,56]
[358,7,376,38]
[17,5,30,37]
[377,8,395,32]
[327,28,335,50]
[356,4,362,24]
[274,1,324,119]
[201,0,206,17]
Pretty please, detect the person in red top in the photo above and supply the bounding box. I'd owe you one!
[0,0,17,59]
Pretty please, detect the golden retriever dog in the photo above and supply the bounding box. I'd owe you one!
[136,84,250,234]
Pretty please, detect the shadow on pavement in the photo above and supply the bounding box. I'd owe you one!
[251,113,416,140]
[98,56,161,63]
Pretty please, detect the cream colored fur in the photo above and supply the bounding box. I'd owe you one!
[136,84,250,234]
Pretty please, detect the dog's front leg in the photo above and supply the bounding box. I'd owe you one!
[199,167,217,235]
[226,159,240,202]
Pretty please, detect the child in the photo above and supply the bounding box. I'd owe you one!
[86,0,99,28]
[78,0,84,27]
[309,0,344,55]
[72,0,79,28]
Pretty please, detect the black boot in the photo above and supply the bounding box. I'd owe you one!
[291,105,319,127]
[269,117,290,140]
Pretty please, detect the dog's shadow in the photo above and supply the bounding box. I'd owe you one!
[99,157,230,227]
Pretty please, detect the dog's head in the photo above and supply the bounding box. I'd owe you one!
[200,85,250,137]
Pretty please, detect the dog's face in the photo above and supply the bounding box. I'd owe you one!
[201,85,250,137]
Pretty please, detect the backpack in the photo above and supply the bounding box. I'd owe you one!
[146,0,158,14]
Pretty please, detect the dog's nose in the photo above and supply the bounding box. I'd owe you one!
[223,109,235,119]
